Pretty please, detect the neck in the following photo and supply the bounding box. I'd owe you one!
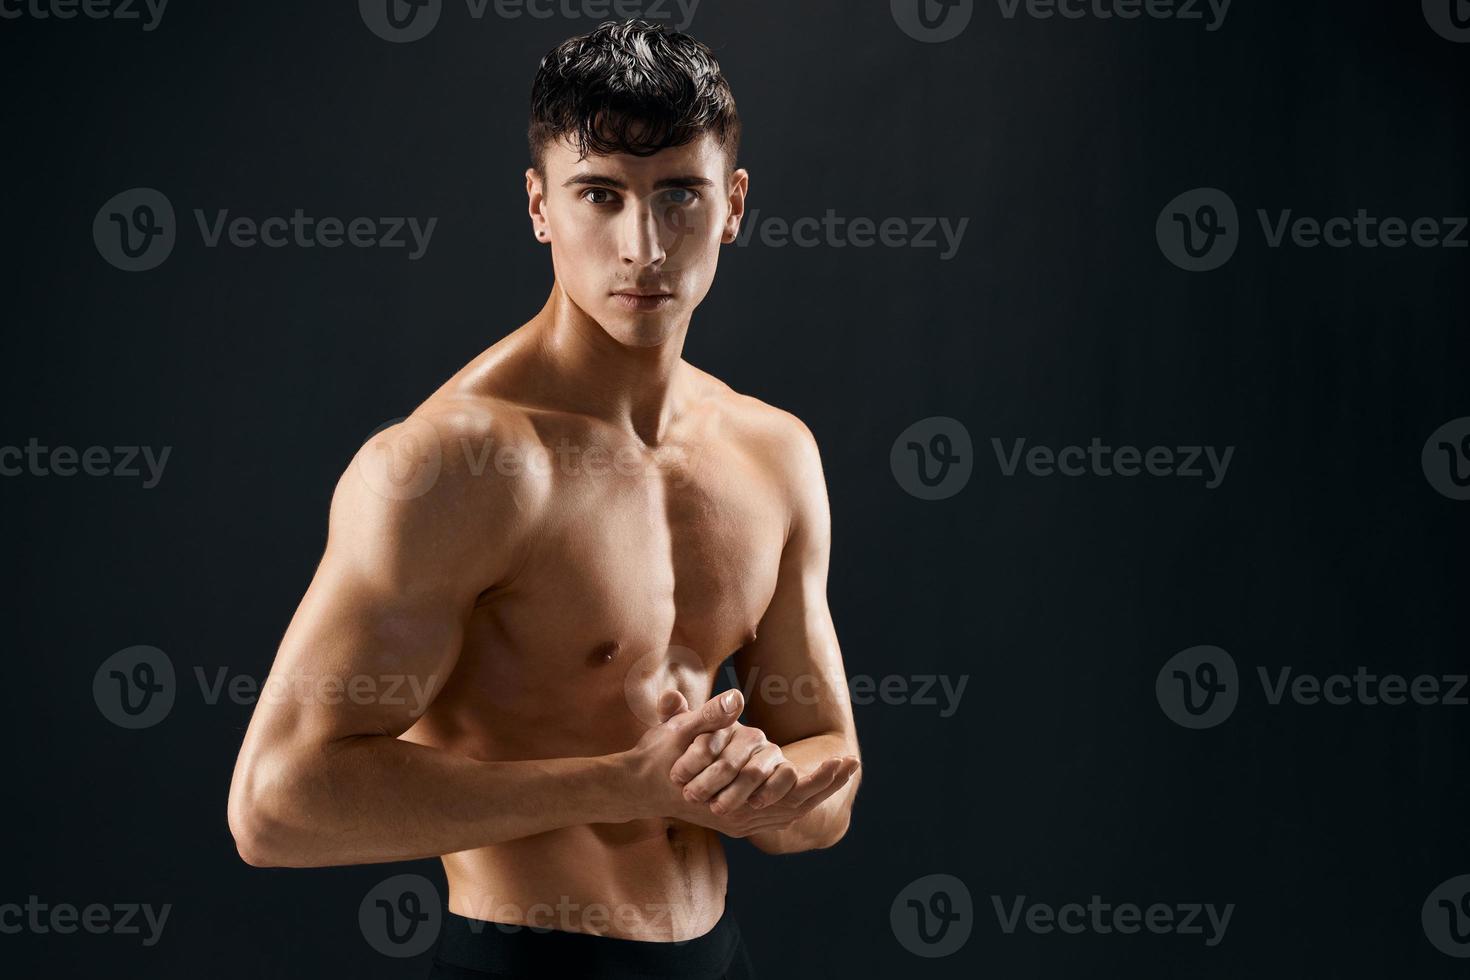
[528,281,692,446]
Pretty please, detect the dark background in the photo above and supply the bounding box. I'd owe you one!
[3,0,1468,976]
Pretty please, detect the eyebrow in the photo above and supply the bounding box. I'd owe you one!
[561,172,716,191]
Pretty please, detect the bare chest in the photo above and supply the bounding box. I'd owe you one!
[433,439,788,757]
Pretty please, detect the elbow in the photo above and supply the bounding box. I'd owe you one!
[228,796,271,867]
[228,783,285,868]
[227,754,302,868]
[809,814,853,852]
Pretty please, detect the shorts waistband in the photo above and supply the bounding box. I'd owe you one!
[431,903,741,980]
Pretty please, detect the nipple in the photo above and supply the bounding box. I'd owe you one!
[589,640,622,666]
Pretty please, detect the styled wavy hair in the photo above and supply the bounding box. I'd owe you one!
[528,19,741,177]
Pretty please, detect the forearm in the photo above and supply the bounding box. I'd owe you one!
[747,732,860,855]
[230,734,634,868]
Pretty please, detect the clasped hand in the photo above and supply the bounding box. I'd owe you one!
[627,689,859,839]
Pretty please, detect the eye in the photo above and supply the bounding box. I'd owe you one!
[664,188,699,205]
[581,188,617,205]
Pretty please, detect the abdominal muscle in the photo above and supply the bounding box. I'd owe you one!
[418,579,744,942]
[442,818,728,941]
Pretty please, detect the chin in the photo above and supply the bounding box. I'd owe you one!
[603,307,680,348]
[604,322,669,349]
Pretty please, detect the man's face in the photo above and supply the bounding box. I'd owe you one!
[527,131,747,348]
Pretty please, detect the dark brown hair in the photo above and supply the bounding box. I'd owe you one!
[528,19,741,177]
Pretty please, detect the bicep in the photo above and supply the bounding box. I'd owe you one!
[263,554,467,746]
[734,422,856,749]
[242,422,514,755]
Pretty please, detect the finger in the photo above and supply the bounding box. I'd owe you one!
[669,726,734,785]
[656,690,690,724]
[682,726,765,803]
[776,758,843,807]
[747,761,798,809]
[710,744,783,813]
[673,689,744,743]
[792,763,858,814]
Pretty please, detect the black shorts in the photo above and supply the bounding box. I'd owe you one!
[425,903,756,980]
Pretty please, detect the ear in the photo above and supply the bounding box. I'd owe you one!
[526,167,550,244]
[721,168,749,245]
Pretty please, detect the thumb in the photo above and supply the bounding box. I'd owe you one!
[656,689,690,723]
[677,689,744,741]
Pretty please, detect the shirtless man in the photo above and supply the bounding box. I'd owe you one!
[226,19,861,979]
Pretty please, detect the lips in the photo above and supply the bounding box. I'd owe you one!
[611,291,675,311]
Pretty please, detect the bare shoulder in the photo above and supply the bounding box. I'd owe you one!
[330,388,550,594]
[684,363,826,496]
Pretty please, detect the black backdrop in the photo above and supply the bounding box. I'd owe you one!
[3,0,1468,976]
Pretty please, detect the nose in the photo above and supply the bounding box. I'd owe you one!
[619,197,667,269]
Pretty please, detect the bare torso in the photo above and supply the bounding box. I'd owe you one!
[398,330,793,940]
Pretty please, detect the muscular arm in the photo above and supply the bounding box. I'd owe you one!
[731,416,862,855]
[226,410,634,868]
